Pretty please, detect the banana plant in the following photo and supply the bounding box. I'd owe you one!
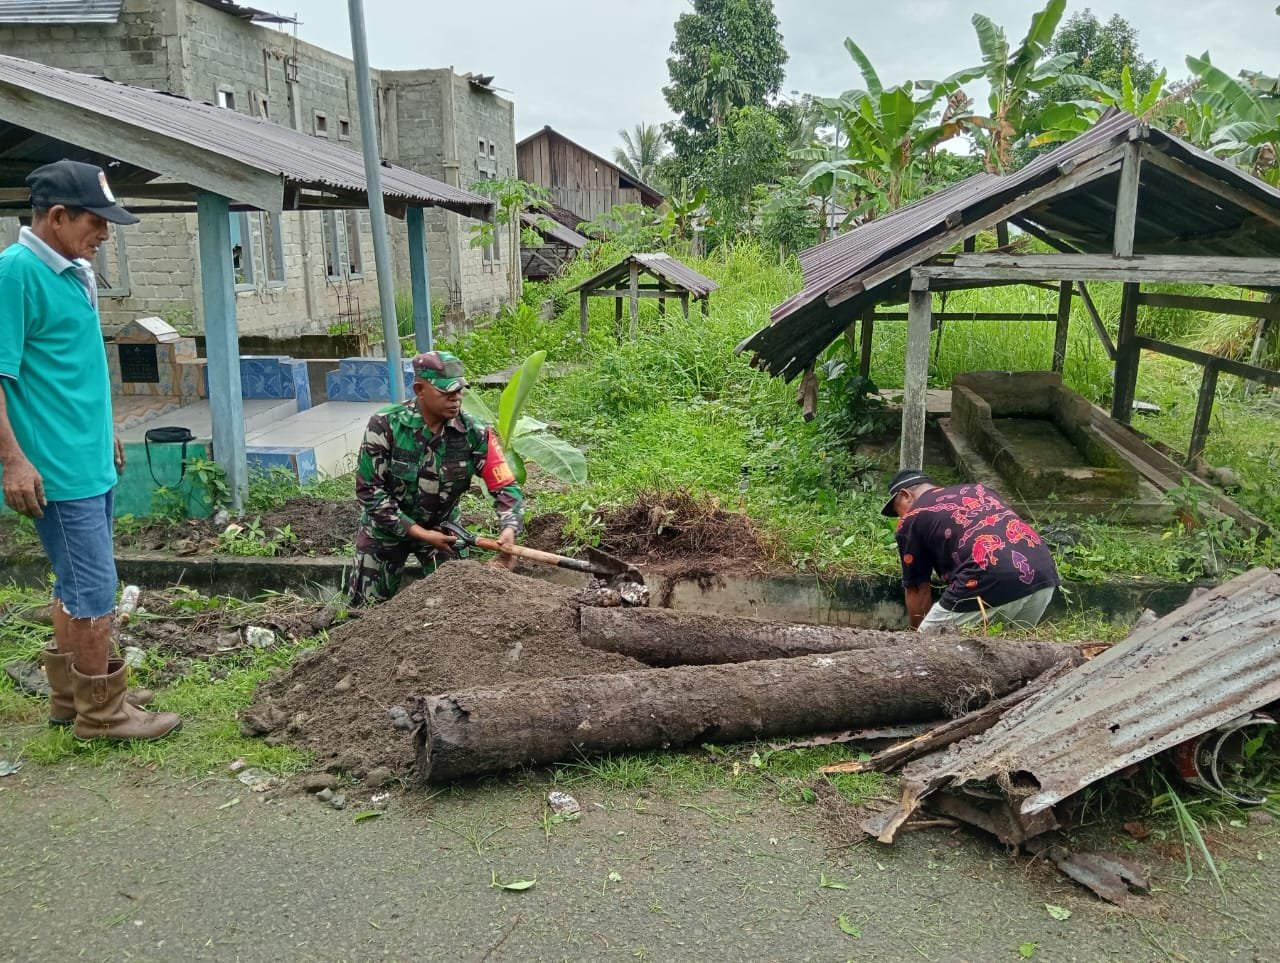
[462,350,587,486]
[1187,53,1280,185]
[1031,65,1169,148]
[969,0,1094,171]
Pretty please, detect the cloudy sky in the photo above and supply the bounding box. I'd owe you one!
[273,1,1278,158]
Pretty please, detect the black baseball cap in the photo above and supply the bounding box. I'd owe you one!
[881,469,935,517]
[26,159,139,225]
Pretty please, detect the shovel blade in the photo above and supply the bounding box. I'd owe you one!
[583,546,645,585]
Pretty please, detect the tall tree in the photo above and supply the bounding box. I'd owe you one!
[1047,8,1159,95]
[613,123,669,189]
[662,0,788,184]
[703,105,788,239]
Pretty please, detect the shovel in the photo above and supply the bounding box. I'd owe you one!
[438,520,644,584]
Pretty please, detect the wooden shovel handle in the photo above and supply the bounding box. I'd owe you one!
[470,535,600,576]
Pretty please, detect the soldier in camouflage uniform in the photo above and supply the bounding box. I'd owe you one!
[346,350,524,606]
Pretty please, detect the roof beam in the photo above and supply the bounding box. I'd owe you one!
[916,253,1280,288]
[1140,143,1280,232]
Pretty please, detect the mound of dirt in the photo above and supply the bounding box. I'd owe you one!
[241,562,645,776]
[256,497,359,554]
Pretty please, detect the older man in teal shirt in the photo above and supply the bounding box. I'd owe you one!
[0,159,179,741]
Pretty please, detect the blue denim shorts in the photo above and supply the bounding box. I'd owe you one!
[32,491,118,618]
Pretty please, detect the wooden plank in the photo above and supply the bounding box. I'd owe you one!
[917,253,1280,287]
[1053,280,1072,373]
[1110,282,1141,423]
[1076,282,1117,360]
[1188,364,1221,466]
[1090,406,1268,533]
[901,279,932,470]
[1113,141,1142,257]
[859,310,874,378]
[1132,335,1280,388]
[701,293,710,316]
[584,288,678,299]
[680,292,690,320]
[826,149,1126,307]
[1135,291,1280,321]
[578,290,589,340]
[629,259,640,339]
[871,312,1057,322]
[1140,142,1280,232]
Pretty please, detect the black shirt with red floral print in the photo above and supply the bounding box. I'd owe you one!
[895,484,1059,612]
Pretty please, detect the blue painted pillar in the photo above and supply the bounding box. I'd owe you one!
[406,205,433,353]
[196,192,247,510]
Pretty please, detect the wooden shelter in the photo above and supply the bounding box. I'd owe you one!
[569,253,718,340]
[519,210,588,280]
[0,54,491,507]
[739,110,1280,483]
[517,126,663,223]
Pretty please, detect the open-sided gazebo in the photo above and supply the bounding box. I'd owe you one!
[0,54,492,507]
[570,252,718,340]
[739,110,1280,488]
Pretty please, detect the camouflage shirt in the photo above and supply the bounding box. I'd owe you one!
[354,400,523,538]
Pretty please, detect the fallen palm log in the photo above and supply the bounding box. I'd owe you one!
[577,606,969,666]
[412,637,1071,783]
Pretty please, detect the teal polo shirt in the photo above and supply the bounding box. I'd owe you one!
[0,230,116,501]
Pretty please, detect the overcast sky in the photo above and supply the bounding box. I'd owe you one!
[273,1,1278,159]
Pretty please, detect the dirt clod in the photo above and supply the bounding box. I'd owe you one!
[245,562,645,776]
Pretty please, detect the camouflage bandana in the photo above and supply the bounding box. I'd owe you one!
[412,350,467,393]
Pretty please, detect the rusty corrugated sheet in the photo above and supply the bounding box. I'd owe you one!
[569,253,719,297]
[0,1,122,22]
[890,567,1280,826]
[0,55,492,219]
[520,211,587,250]
[191,0,294,23]
[744,110,1280,379]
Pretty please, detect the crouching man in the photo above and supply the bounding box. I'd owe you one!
[881,469,1059,632]
[346,351,524,607]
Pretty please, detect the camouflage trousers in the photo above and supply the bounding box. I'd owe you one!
[345,524,468,607]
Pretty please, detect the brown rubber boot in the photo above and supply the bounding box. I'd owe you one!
[71,660,181,741]
[44,647,154,727]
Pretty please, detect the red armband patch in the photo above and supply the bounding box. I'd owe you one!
[482,430,516,488]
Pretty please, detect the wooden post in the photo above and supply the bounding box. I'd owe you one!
[680,292,690,320]
[901,276,932,470]
[1113,141,1142,258]
[859,309,875,378]
[406,206,433,353]
[1052,280,1072,373]
[995,221,1009,248]
[1188,363,1220,467]
[1244,294,1276,398]
[658,297,666,316]
[578,290,589,341]
[1110,282,1141,423]
[196,192,247,510]
[701,294,710,316]
[614,295,623,341]
[628,261,640,338]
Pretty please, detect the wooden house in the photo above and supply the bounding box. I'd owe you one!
[517,126,663,224]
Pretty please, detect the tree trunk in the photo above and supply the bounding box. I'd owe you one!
[578,607,971,667]
[414,638,1071,783]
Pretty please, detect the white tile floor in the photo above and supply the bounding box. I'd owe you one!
[117,399,384,480]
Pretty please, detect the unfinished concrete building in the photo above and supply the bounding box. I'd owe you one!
[0,0,516,335]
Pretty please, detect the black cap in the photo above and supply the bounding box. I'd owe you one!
[26,159,139,225]
[881,469,934,517]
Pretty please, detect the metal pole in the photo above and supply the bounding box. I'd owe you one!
[347,0,404,401]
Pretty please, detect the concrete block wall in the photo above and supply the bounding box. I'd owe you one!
[0,0,516,339]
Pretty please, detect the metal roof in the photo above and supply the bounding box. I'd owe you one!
[882,566,1280,830]
[191,0,294,23]
[742,110,1280,380]
[0,54,492,219]
[0,0,122,22]
[520,210,587,249]
[568,252,719,297]
[517,125,665,206]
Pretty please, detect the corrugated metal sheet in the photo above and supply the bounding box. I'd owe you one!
[0,55,492,219]
[894,567,1280,820]
[568,252,719,297]
[0,0,122,23]
[743,110,1280,379]
[520,211,587,249]
[191,0,295,24]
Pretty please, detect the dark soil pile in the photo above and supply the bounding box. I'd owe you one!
[241,562,646,776]
[256,497,358,554]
